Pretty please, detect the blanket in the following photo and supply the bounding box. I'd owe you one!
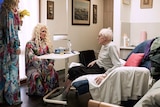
[134,79,160,107]
[72,66,150,105]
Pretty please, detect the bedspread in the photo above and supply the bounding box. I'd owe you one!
[72,66,150,105]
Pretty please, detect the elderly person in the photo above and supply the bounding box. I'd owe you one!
[61,27,122,98]
[0,0,22,105]
[25,23,59,96]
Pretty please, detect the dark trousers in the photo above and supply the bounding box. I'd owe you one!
[68,63,105,81]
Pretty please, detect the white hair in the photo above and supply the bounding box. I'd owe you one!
[99,27,113,41]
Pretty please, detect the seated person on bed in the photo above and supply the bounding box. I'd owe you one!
[25,23,59,96]
[61,27,122,98]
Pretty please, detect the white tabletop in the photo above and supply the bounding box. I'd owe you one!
[37,51,79,59]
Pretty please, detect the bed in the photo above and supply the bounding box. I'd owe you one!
[71,38,157,106]
[72,66,150,105]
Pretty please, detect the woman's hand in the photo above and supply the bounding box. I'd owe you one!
[16,48,21,55]
[87,60,96,67]
[95,74,107,85]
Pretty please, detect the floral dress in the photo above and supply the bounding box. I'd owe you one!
[25,41,59,96]
[0,11,21,105]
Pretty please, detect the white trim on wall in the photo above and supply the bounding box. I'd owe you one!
[19,0,39,80]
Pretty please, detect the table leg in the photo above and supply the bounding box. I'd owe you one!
[64,58,69,81]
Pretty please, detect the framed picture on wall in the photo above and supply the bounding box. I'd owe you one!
[140,0,153,9]
[122,0,130,5]
[47,1,54,19]
[93,4,97,24]
[72,0,90,25]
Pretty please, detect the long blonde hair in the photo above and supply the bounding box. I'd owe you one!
[31,23,53,53]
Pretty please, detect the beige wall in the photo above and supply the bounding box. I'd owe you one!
[130,23,160,45]
[40,0,104,70]
[121,0,160,46]
[19,0,160,78]
[103,0,113,29]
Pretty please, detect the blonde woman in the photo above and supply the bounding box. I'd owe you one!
[25,23,59,96]
[0,0,22,105]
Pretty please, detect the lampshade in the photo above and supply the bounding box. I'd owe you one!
[53,34,68,41]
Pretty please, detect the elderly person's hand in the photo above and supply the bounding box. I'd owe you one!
[95,74,107,85]
[87,60,96,67]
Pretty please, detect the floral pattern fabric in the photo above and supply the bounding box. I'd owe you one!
[0,11,21,105]
[25,41,59,96]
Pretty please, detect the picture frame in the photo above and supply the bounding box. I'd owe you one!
[123,0,130,5]
[140,0,153,9]
[72,0,90,25]
[93,4,97,24]
[47,1,54,19]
